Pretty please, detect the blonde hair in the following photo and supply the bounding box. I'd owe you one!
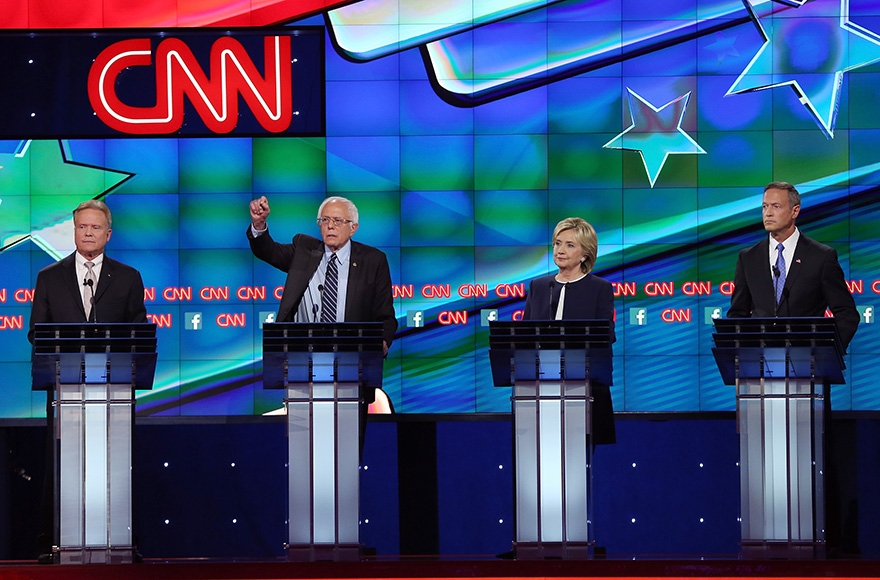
[553,217,598,274]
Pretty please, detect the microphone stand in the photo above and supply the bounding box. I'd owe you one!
[306,283,324,323]
[772,265,780,317]
[83,278,96,322]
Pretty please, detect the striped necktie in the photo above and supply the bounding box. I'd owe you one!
[321,254,338,323]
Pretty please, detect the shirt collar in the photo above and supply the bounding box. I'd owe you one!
[76,252,104,267]
[768,227,800,251]
[325,241,351,265]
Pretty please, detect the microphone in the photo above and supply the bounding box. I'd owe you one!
[549,279,555,320]
[12,467,31,481]
[83,278,96,322]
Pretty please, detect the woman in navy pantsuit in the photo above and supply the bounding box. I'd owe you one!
[523,217,616,444]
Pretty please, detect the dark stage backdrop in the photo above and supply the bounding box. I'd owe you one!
[1,0,880,418]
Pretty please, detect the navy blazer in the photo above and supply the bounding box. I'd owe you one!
[523,273,617,343]
[247,229,398,347]
[28,252,148,344]
[727,233,859,350]
[523,272,617,444]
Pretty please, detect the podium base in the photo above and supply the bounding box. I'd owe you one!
[286,543,361,562]
[513,541,593,560]
[56,546,135,565]
[741,540,826,560]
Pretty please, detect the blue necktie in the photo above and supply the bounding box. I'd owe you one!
[775,243,786,305]
[321,254,338,323]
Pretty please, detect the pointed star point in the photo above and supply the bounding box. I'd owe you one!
[604,89,706,187]
[729,0,880,138]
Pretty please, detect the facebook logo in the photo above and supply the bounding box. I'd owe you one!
[406,311,424,328]
[858,305,874,324]
[259,311,276,328]
[629,308,648,325]
[480,309,498,326]
[704,307,723,325]
[184,312,203,330]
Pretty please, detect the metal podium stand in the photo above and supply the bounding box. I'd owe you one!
[712,317,845,557]
[32,322,157,565]
[262,322,384,562]
[489,320,612,559]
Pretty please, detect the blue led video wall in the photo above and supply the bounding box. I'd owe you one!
[2,0,879,418]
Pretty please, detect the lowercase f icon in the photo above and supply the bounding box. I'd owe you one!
[407,311,424,328]
[185,312,203,330]
[858,306,874,324]
[481,309,498,326]
[629,308,647,325]
[259,311,276,328]
[704,307,723,325]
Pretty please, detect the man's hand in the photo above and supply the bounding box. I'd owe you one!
[250,196,270,230]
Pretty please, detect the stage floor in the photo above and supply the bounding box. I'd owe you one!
[2,555,879,580]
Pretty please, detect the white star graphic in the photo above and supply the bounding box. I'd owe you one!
[727,0,880,138]
[603,89,706,188]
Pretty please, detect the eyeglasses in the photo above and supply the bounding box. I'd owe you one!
[317,216,354,227]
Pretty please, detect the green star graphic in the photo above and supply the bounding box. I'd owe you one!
[0,140,133,257]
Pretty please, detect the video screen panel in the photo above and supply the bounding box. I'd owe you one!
[1,0,879,418]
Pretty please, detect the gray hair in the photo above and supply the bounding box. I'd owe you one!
[317,196,359,225]
[764,181,801,209]
[73,199,112,229]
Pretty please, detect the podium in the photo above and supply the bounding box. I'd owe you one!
[712,317,845,556]
[489,320,613,559]
[32,322,157,564]
[262,322,384,561]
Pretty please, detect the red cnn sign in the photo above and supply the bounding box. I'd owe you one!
[88,35,292,135]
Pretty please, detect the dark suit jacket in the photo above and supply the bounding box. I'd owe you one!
[247,229,398,346]
[727,233,859,350]
[28,252,148,343]
[524,273,617,343]
[523,273,617,444]
[29,251,148,552]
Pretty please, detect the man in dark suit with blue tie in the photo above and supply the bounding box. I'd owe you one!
[28,199,147,562]
[727,181,860,555]
[727,181,858,349]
